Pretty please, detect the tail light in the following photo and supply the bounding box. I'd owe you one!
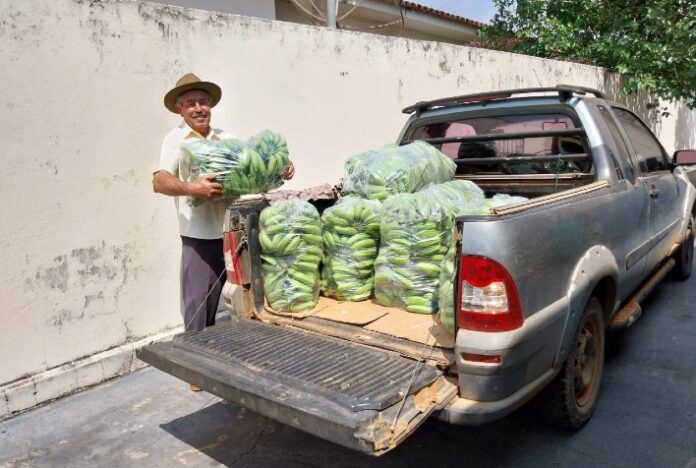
[457,255,523,332]
[223,231,245,285]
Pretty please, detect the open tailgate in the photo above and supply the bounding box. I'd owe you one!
[137,317,456,455]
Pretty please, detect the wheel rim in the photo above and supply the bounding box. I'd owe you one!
[573,315,601,407]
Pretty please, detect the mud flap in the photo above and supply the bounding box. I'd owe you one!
[137,319,456,455]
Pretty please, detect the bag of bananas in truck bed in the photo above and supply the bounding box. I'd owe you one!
[259,201,323,313]
[182,130,290,207]
[341,141,456,200]
[321,196,383,301]
[374,180,485,314]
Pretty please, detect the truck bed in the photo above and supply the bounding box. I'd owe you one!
[248,178,605,370]
[256,296,455,367]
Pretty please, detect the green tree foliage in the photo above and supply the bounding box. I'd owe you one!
[480,0,696,108]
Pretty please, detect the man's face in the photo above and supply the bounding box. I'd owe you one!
[176,89,212,136]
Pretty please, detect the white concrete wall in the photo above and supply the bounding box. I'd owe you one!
[1,0,694,419]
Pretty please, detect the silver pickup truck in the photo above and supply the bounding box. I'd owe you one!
[138,85,696,455]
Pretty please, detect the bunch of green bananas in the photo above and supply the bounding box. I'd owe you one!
[183,130,290,207]
[224,131,290,197]
[320,196,383,301]
[259,201,323,313]
[374,180,485,314]
[342,141,456,200]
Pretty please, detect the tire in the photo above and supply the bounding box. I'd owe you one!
[537,297,606,430]
[670,217,693,281]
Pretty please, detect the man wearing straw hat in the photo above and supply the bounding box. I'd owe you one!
[153,74,294,374]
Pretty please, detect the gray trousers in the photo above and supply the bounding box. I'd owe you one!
[181,236,225,332]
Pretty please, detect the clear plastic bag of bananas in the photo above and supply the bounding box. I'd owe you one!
[320,196,383,302]
[374,180,485,314]
[259,201,323,313]
[341,140,456,201]
[182,130,291,207]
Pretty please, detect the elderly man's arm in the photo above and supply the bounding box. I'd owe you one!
[152,170,223,199]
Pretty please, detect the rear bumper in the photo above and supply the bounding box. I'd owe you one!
[440,298,567,425]
[454,296,568,401]
[437,368,557,425]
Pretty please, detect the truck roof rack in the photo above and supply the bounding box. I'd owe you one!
[402,85,607,115]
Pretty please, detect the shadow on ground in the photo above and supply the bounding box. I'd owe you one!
[160,392,576,467]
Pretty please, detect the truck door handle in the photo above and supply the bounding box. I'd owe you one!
[649,185,660,198]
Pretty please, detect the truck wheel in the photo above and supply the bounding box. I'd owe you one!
[539,297,605,430]
[670,217,693,281]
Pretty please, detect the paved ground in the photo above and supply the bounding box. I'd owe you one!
[2,272,695,467]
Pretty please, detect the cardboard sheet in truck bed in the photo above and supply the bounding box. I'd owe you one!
[364,308,454,348]
[264,296,387,323]
[314,297,390,325]
[265,296,454,348]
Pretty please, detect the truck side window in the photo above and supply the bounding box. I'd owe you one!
[611,108,669,173]
[597,106,635,183]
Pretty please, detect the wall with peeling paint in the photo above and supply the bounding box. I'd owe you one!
[0,0,694,415]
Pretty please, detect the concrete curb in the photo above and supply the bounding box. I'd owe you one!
[0,328,182,421]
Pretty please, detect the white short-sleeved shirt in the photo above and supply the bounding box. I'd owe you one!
[157,123,235,239]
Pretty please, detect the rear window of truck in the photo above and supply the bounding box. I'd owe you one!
[409,113,591,175]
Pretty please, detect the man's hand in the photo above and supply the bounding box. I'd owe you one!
[153,171,222,199]
[189,174,223,199]
[282,162,295,181]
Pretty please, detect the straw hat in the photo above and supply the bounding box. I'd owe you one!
[163,73,221,113]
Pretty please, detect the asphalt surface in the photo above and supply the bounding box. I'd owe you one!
[2,269,695,467]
